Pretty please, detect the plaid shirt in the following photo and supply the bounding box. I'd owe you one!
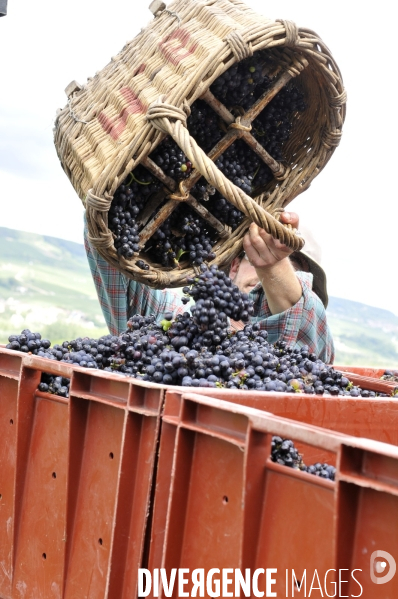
[247,276,334,363]
[84,223,334,364]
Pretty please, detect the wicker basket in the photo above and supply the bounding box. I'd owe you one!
[54,0,346,288]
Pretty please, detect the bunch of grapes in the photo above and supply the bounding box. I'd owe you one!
[305,462,336,480]
[183,264,254,322]
[382,369,398,383]
[172,208,216,266]
[187,100,223,153]
[208,193,244,230]
[145,205,216,267]
[150,138,193,180]
[271,436,336,481]
[60,334,122,370]
[146,215,176,267]
[192,178,216,203]
[108,166,159,259]
[8,330,58,360]
[210,51,271,109]
[271,436,305,469]
[38,374,70,398]
[251,84,306,175]
[215,140,258,195]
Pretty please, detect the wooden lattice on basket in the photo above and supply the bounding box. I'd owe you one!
[54,0,346,288]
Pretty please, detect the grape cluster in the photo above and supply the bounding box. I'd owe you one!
[271,436,304,469]
[382,369,398,383]
[306,462,336,480]
[210,51,271,109]
[39,374,70,398]
[61,350,97,368]
[60,335,121,370]
[108,166,159,259]
[252,84,306,172]
[111,209,140,260]
[136,259,150,271]
[187,100,223,153]
[192,178,216,203]
[150,138,192,180]
[271,436,336,481]
[173,210,216,266]
[7,330,58,360]
[208,193,244,229]
[215,140,264,196]
[183,264,254,321]
[146,206,216,267]
[148,216,176,266]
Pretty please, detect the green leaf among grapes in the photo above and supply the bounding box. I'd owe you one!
[176,248,187,261]
[161,319,172,331]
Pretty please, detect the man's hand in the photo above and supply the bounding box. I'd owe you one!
[243,211,300,268]
[243,212,303,315]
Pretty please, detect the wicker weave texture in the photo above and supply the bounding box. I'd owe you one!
[54,0,346,288]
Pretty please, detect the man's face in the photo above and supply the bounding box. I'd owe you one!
[229,256,259,294]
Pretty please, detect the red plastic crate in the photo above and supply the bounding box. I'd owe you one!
[148,391,398,598]
[334,365,387,378]
[2,346,398,598]
[0,348,164,599]
[185,386,398,447]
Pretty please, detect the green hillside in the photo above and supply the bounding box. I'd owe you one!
[0,227,108,343]
[327,297,398,368]
[1,226,397,368]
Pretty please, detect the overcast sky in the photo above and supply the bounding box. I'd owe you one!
[1,0,397,316]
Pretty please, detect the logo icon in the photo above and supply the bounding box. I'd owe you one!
[370,550,396,584]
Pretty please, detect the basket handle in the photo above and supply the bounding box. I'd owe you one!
[147,98,304,252]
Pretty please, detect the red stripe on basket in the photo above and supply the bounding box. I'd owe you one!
[120,87,145,113]
[133,63,146,77]
[98,112,117,139]
[98,88,145,140]
[159,28,199,66]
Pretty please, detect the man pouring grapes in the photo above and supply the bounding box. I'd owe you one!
[85,210,334,364]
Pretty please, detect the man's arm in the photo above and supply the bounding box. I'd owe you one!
[244,212,335,363]
[243,213,302,315]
